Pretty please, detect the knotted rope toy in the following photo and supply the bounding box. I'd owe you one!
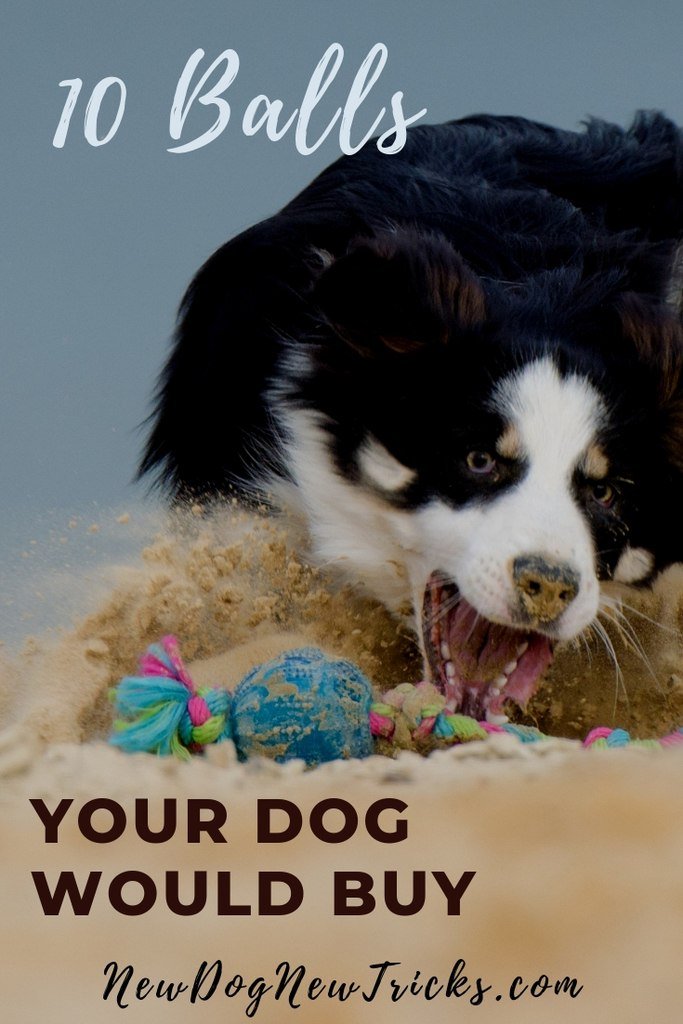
[110,636,683,764]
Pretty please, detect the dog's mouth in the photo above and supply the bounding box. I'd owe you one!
[422,572,555,723]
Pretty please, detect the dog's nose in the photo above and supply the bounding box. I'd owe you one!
[512,555,579,624]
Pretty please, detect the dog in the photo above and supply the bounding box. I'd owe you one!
[141,112,683,722]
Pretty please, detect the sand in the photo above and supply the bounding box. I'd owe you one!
[2,504,683,1022]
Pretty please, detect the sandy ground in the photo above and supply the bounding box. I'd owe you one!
[2,505,683,1022]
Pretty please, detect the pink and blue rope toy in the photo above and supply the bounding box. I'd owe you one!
[110,635,683,765]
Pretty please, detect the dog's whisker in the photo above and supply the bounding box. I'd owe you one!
[578,630,593,667]
[588,617,628,717]
[600,598,667,697]
[598,604,663,694]
[463,610,483,648]
[422,590,463,630]
[613,599,681,637]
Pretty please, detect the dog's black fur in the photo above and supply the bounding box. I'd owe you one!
[141,112,683,578]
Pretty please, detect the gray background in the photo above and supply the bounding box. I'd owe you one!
[3,0,683,622]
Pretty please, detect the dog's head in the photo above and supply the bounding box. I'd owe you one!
[280,228,683,719]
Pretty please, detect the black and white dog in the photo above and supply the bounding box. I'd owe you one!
[141,112,683,722]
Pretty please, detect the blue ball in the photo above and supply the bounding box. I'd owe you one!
[231,647,374,765]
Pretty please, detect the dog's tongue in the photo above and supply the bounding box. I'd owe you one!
[446,601,523,682]
[425,582,554,719]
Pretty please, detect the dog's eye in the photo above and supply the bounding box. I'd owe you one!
[466,451,496,475]
[589,481,615,508]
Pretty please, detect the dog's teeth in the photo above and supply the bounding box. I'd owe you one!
[516,642,529,657]
[504,659,518,676]
[486,710,509,726]
[494,674,507,688]
[440,642,450,660]
[445,661,456,679]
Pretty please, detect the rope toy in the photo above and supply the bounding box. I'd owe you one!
[110,636,683,764]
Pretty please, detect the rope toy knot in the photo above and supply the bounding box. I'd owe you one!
[369,682,496,748]
[110,635,232,761]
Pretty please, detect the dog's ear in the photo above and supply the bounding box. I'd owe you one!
[312,229,487,355]
[617,293,683,404]
[616,292,683,471]
[610,293,683,573]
